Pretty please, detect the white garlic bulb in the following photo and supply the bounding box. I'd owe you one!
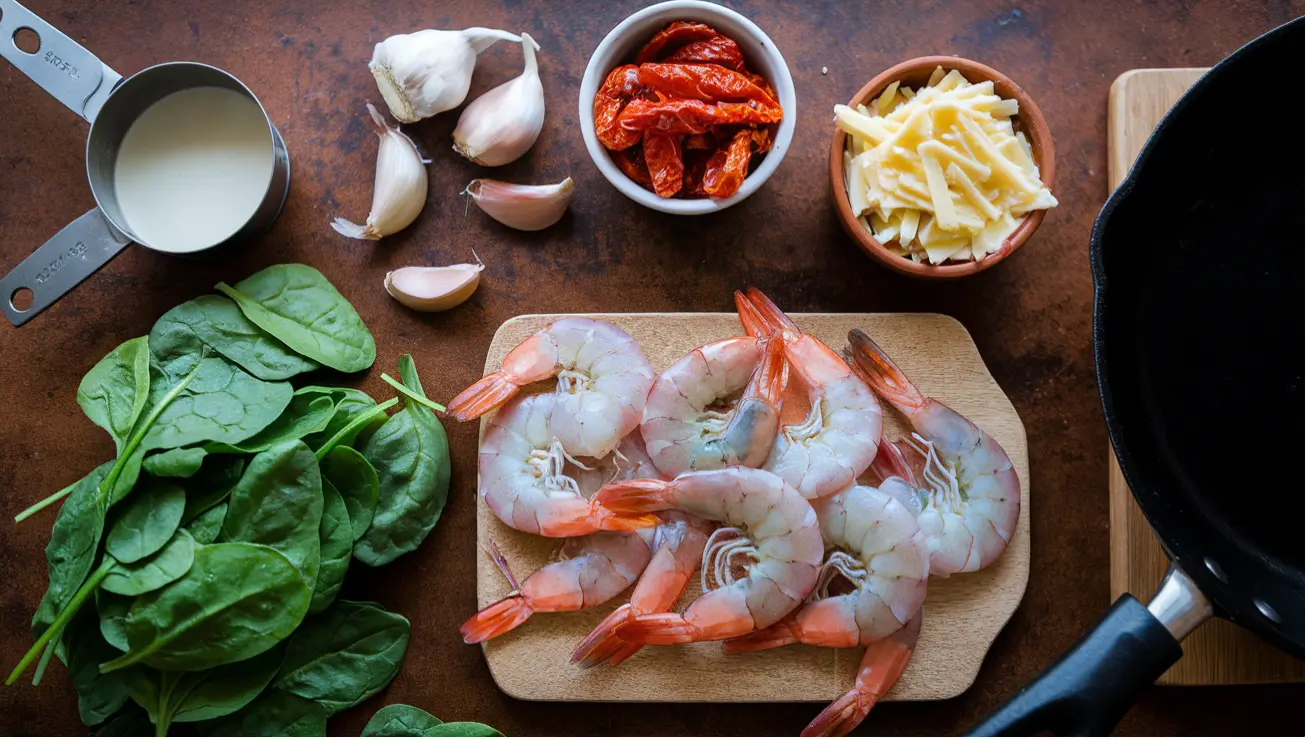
[452,33,544,166]
[331,104,428,241]
[370,27,522,123]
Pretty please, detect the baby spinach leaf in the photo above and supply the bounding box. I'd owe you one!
[142,447,208,478]
[107,449,144,506]
[94,704,153,736]
[362,704,442,736]
[119,666,167,727]
[77,337,151,452]
[309,479,351,614]
[320,446,380,542]
[67,608,130,726]
[180,457,245,524]
[219,440,323,588]
[302,387,376,449]
[356,356,450,566]
[205,391,335,454]
[362,705,504,737]
[314,399,397,460]
[32,463,111,637]
[184,503,227,545]
[96,590,131,652]
[102,529,195,596]
[142,358,293,452]
[105,482,185,564]
[216,264,376,373]
[165,641,286,725]
[150,294,320,381]
[197,689,327,737]
[273,600,410,715]
[99,542,311,673]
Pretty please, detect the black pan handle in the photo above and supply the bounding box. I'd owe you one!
[968,566,1212,736]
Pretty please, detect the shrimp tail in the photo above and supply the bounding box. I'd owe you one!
[721,618,799,655]
[571,603,637,668]
[589,507,663,532]
[459,594,534,644]
[734,290,773,338]
[870,438,916,486]
[593,478,672,516]
[747,335,789,405]
[845,329,927,411]
[446,371,521,421]
[800,611,922,737]
[615,612,697,645]
[743,286,799,332]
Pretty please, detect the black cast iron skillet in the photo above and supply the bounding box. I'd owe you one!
[970,16,1305,736]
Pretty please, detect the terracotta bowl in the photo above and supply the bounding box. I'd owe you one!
[829,56,1056,279]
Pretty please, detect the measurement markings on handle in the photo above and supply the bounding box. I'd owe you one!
[33,241,88,284]
[43,50,80,80]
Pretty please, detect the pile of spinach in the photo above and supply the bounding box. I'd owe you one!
[8,264,455,737]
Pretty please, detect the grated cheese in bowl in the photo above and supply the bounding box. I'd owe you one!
[836,66,1058,265]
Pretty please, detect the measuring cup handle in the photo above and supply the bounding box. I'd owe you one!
[0,209,132,327]
[0,0,121,121]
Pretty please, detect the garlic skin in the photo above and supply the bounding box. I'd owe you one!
[465,177,573,231]
[385,263,484,312]
[452,33,544,166]
[331,104,428,241]
[370,28,522,123]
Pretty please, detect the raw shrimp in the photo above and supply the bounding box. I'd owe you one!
[804,613,922,737]
[460,530,654,643]
[478,393,660,537]
[723,479,928,653]
[640,335,787,477]
[735,287,882,499]
[847,328,1020,576]
[592,467,822,644]
[462,433,667,642]
[448,318,655,457]
[570,511,714,667]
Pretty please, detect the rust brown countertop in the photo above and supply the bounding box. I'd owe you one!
[2,1,1302,735]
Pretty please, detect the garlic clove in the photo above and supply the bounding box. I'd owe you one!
[464,177,573,231]
[331,104,429,241]
[452,33,545,166]
[370,28,522,123]
[385,263,485,312]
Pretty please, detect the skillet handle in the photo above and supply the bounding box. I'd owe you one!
[968,566,1211,736]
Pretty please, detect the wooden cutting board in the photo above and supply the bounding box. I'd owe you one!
[474,312,1030,701]
[1108,69,1305,685]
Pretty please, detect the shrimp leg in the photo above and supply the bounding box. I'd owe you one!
[460,531,653,643]
[571,514,712,668]
[802,612,922,738]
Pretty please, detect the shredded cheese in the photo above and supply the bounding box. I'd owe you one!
[835,66,1057,264]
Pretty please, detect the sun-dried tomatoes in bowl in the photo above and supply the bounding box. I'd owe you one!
[580,1,796,215]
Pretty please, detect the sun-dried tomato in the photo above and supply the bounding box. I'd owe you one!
[618,98,782,136]
[635,21,718,63]
[636,64,776,105]
[611,147,653,188]
[594,64,645,151]
[662,35,746,71]
[702,129,754,198]
[643,133,684,198]
[746,72,777,101]
[683,132,715,150]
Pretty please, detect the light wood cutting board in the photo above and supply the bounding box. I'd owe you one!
[1108,69,1305,685]
[474,313,1030,701]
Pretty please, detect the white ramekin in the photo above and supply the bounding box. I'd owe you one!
[578,0,797,215]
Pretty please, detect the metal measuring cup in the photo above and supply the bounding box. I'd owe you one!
[0,0,290,326]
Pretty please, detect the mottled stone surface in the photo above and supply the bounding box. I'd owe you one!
[2,0,1302,735]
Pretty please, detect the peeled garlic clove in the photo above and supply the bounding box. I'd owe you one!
[370,28,522,123]
[385,263,484,312]
[464,177,573,231]
[331,104,428,241]
[452,33,544,166]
